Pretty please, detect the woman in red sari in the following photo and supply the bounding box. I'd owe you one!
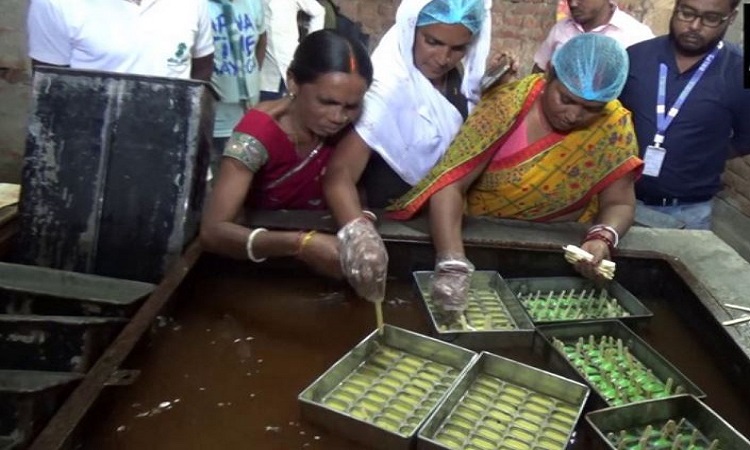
[200,30,373,278]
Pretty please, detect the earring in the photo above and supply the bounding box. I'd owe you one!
[288,92,296,100]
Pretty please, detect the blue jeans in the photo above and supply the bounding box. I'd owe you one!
[636,199,713,230]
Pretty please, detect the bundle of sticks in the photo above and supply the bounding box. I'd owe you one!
[562,245,616,280]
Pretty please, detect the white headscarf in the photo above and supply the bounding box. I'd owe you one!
[354,0,492,186]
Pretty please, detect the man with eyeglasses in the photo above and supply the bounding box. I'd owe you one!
[619,0,750,229]
[532,0,654,73]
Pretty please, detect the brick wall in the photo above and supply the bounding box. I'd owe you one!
[330,0,558,74]
[329,0,659,72]
[0,0,30,184]
[1,0,748,216]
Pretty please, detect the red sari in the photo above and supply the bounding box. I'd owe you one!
[230,109,332,210]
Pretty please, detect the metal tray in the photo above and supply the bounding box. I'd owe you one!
[506,276,652,325]
[413,271,535,351]
[418,351,589,450]
[0,262,155,317]
[535,320,705,409]
[299,325,477,450]
[586,395,750,449]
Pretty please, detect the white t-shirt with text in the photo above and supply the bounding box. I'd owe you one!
[28,0,214,79]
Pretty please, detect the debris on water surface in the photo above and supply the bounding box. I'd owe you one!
[387,297,409,306]
[116,426,127,432]
[156,316,172,328]
[264,425,281,433]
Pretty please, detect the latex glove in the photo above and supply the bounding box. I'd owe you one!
[337,217,388,302]
[431,256,474,321]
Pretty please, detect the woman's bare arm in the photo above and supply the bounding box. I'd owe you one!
[428,158,491,258]
[200,158,299,259]
[594,172,636,237]
[322,129,373,227]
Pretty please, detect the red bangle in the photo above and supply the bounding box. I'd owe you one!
[583,232,615,255]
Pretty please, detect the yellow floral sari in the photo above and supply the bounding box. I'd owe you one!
[387,74,643,222]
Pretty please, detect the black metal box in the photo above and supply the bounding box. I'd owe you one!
[16,67,213,282]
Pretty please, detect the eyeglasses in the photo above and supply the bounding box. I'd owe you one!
[674,6,732,28]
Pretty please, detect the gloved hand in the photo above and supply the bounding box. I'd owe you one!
[337,217,388,302]
[431,255,474,321]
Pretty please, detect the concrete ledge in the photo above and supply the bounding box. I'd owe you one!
[712,195,750,263]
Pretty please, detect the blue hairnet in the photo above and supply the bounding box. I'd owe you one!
[416,0,486,35]
[551,33,628,103]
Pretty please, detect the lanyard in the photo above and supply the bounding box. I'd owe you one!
[653,41,722,147]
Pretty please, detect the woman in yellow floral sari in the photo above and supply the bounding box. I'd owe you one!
[388,34,643,317]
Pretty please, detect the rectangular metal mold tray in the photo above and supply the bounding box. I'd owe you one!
[299,324,477,450]
[413,271,535,351]
[418,351,589,450]
[505,276,652,325]
[585,394,750,449]
[535,320,705,409]
[0,262,155,318]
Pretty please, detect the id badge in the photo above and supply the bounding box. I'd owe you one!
[642,145,666,177]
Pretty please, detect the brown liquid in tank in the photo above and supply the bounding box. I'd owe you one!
[83,258,750,449]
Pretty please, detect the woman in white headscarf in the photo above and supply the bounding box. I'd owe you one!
[324,0,493,303]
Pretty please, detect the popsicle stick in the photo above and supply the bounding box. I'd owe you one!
[375,300,384,334]
[722,315,750,326]
[724,303,750,313]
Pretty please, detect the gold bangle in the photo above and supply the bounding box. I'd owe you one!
[297,230,317,255]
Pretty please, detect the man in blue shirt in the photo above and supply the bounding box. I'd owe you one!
[619,0,750,229]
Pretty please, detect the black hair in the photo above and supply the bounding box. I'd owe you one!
[288,29,373,87]
[676,0,739,10]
